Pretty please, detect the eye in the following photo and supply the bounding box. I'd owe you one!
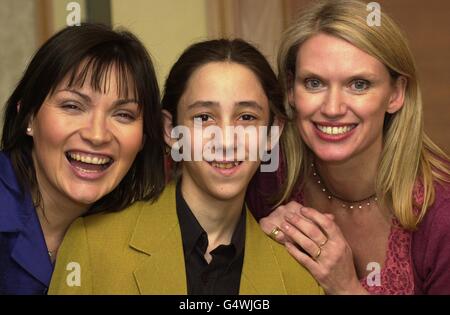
[193,114,213,122]
[114,111,137,123]
[61,103,82,112]
[304,78,324,90]
[350,79,370,92]
[239,114,256,121]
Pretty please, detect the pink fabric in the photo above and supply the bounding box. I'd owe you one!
[360,219,414,294]
[245,167,450,294]
[359,182,427,295]
[291,189,417,295]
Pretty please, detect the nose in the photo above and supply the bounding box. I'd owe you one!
[320,86,347,118]
[213,121,239,160]
[79,112,113,146]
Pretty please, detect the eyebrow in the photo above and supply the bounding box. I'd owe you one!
[58,89,138,107]
[187,100,263,112]
[297,70,379,81]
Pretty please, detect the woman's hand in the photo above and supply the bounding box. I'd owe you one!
[259,201,304,243]
[281,206,367,294]
[259,202,368,294]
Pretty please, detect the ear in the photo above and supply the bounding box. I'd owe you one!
[162,109,176,148]
[26,115,34,136]
[387,76,407,114]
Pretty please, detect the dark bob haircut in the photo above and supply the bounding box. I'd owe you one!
[161,39,287,126]
[1,23,165,213]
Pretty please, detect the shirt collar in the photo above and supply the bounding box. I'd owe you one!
[175,180,246,259]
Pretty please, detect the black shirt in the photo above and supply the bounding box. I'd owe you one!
[176,183,246,295]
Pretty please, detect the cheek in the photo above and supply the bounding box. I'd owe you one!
[294,91,319,119]
[352,96,390,122]
[33,112,70,151]
[117,124,145,160]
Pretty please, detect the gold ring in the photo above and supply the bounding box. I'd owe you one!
[319,238,328,248]
[270,226,281,239]
[314,247,321,260]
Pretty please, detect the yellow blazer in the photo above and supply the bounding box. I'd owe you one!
[49,184,322,295]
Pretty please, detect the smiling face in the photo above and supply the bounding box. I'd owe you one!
[290,33,405,164]
[28,67,144,209]
[164,61,271,202]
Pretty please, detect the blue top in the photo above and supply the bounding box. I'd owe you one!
[0,151,53,294]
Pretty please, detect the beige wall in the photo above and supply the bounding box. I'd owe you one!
[0,0,37,138]
[52,0,87,32]
[52,0,208,87]
[111,0,208,87]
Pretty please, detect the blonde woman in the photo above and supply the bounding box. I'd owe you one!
[247,0,450,294]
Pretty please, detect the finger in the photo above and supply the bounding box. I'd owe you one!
[285,241,321,276]
[300,207,339,238]
[260,217,287,243]
[281,221,321,259]
[284,201,305,213]
[284,212,328,247]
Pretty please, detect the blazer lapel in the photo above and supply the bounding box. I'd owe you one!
[1,152,53,287]
[129,184,187,294]
[10,203,53,287]
[128,185,287,295]
[240,210,287,295]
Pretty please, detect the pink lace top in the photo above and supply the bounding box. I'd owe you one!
[290,183,426,295]
[246,168,450,294]
[360,218,414,294]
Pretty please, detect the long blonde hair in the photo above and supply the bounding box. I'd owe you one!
[277,0,450,230]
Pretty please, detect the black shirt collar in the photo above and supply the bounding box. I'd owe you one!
[175,181,245,260]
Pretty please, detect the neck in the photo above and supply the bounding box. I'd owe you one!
[315,140,382,202]
[34,183,88,252]
[180,177,244,248]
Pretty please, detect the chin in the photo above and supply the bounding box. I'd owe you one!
[68,190,106,206]
[312,147,355,163]
[208,183,247,202]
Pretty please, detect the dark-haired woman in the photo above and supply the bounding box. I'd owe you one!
[0,23,165,295]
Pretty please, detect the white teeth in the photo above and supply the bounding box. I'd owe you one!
[317,124,355,135]
[68,152,111,165]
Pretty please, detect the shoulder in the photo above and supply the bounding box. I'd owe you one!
[83,201,145,238]
[416,181,450,235]
[49,201,149,294]
[245,211,323,294]
[0,151,20,193]
[270,240,323,294]
[412,181,450,294]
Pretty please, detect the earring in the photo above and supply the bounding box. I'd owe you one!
[26,127,32,134]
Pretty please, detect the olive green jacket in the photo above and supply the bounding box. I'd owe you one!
[49,184,323,295]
